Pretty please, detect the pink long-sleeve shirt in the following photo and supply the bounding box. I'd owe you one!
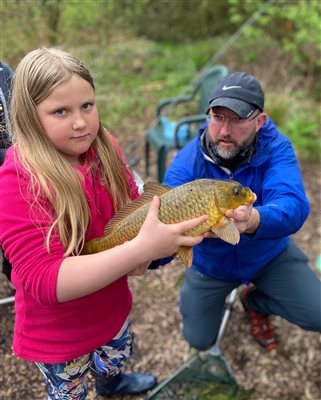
[0,141,139,363]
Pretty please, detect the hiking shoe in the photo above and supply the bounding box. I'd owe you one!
[240,284,277,351]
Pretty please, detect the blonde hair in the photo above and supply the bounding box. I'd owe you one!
[11,48,131,255]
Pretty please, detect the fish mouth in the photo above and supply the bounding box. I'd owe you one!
[247,190,256,204]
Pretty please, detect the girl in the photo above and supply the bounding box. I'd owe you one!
[0,48,207,400]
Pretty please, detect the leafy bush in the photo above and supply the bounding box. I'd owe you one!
[283,115,320,162]
[228,0,321,100]
[266,93,321,161]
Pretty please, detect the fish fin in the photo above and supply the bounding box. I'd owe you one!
[104,183,172,235]
[104,195,151,235]
[211,218,240,245]
[143,181,172,196]
[177,246,193,268]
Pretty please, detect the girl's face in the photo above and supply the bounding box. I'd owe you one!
[37,74,100,165]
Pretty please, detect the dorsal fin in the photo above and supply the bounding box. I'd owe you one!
[104,182,172,235]
[104,197,147,235]
[143,181,172,197]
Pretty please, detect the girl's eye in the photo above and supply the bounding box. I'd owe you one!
[55,109,66,116]
[82,102,93,110]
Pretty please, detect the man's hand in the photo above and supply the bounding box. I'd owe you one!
[225,205,260,235]
[204,194,259,238]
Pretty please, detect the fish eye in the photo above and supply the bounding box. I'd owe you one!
[233,187,240,195]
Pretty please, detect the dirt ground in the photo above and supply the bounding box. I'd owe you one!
[0,160,320,400]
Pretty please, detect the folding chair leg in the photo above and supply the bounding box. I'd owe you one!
[0,296,15,305]
[157,147,168,183]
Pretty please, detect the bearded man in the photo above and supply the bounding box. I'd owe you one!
[163,72,321,351]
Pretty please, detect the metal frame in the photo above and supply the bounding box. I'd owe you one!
[0,294,14,305]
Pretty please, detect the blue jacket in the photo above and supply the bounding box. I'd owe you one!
[163,118,310,283]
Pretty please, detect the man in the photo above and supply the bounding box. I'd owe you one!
[163,72,321,351]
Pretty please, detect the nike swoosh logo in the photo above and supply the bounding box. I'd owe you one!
[222,85,242,90]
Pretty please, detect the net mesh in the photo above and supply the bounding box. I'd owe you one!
[147,353,254,400]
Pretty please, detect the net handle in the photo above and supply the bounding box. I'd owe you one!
[209,287,238,356]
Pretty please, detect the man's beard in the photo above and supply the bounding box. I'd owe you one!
[212,127,257,160]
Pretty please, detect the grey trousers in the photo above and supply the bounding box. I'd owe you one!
[179,241,321,350]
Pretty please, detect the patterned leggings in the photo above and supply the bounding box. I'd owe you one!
[36,322,133,400]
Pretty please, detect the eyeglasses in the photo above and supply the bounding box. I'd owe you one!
[208,110,261,127]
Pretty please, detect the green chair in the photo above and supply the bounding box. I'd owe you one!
[145,65,228,182]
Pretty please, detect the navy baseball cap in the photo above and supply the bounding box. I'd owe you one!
[207,72,265,118]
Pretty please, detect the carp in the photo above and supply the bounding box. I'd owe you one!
[81,179,255,267]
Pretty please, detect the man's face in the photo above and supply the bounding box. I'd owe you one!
[207,106,267,159]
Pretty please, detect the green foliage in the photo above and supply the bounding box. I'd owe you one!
[228,0,321,99]
[73,38,219,133]
[265,94,289,128]
[283,113,320,162]
[266,93,321,161]
[1,1,319,161]
[2,0,46,64]
[79,36,320,162]
[129,0,234,42]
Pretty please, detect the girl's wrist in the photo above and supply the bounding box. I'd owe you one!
[123,237,152,267]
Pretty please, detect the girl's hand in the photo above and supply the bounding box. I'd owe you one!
[128,262,150,276]
[134,195,208,261]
